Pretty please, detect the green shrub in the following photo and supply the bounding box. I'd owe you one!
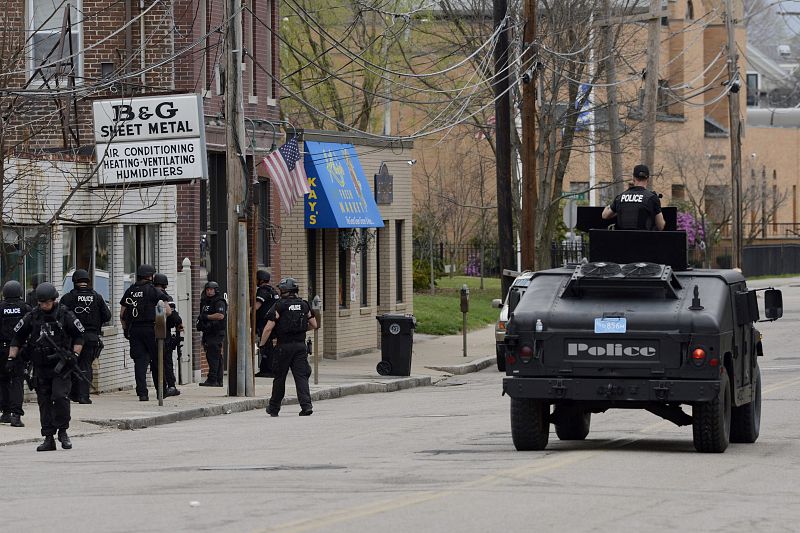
[413,259,436,291]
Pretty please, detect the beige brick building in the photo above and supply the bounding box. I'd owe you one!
[275,131,414,359]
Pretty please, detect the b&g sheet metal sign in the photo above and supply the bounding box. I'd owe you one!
[93,94,208,185]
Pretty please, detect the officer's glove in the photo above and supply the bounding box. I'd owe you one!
[5,358,17,373]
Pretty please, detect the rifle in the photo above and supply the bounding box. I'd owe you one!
[170,333,184,383]
[37,328,97,392]
[23,361,35,391]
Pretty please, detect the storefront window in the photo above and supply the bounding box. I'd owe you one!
[1,226,49,292]
[395,221,404,303]
[61,226,113,302]
[338,230,349,309]
[123,224,159,280]
[360,229,368,307]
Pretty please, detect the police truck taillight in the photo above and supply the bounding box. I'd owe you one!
[519,345,534,363]
[691,348,706,366]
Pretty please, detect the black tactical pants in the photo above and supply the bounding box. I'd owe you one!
[203,336,224,384]
[36,368,71,436]
[129,323,156,397]
[71,340,101,401]
[0,347,25,416]
[268,342,312,414]
[149,342,178,390]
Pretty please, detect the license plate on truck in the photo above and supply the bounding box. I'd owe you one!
[594,317,626,334]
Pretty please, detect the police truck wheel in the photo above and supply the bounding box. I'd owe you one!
[510,398,549,451]
[555,411,591,441]
[730,364,761,443]
[692,367,731,453]
[496,344,506,372]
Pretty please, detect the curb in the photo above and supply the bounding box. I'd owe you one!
[81,375,434,430]
[425,356,495,375]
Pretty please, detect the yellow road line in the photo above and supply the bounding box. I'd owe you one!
[763,375,800,395]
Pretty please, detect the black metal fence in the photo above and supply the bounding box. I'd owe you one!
[550,241,586,267]
[743,244,800,277]
[413,242,505,277]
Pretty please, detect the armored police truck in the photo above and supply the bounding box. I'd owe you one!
[502,208,783,453]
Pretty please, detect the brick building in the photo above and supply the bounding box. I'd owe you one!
[0,0,282,391]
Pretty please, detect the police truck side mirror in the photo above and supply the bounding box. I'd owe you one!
[460,285,470,313]
[764,289,783,321]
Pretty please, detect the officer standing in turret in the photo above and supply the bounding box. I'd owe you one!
[6,283,85,451]
[119,265,171,401]
[197,281,227,387]
[259,278,317,417]
[0,280,32,427]
[602,164,666,231]
[153,273,181,397]
[60,269,111,404]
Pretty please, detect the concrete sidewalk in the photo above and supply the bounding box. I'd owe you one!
[0,324,498,446]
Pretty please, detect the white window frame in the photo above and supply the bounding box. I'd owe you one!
[27,0,84,86]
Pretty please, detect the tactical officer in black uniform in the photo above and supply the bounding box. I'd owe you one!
[59,269,111,404]
[254,270,278,378]
[25,273,45,308]
[197,281,227,387]
[154,273,181,397]
[7,283,85,451]
[120,264,171,401]
[0,280,32,427]
[602,164,666,231]
[259,278,317,417]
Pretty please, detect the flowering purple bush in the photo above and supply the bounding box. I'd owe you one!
[465,254,481,276]
[677,211,705,247]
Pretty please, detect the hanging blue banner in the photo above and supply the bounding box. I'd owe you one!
[304,141,385,228]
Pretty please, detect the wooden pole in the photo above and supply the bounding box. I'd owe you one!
[602,0,624,197]
[640,0,661,180]
[520,0,537,270]
[494,0,514,295]
[225,0,248,395]
[725,0,743,269]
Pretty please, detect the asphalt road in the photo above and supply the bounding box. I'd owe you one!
[3,280,800,533]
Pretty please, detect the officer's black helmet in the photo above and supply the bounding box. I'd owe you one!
[2,280,23,299]
[257,270,271,283]
[136,264,156,280]
[72,269,90,284]
[36,282,59,302]
[204,281,219,293]
[278,277,299,294]
[153,273,169,287]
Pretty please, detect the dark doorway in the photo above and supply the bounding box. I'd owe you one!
[205,152,228,295]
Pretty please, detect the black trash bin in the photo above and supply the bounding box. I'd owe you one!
[376,314,416,376]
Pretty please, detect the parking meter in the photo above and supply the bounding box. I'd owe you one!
[311,295,322,384]
[154,301,167,406]
[460,284,469,357]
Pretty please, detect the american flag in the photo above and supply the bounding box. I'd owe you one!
[261,137,309,214]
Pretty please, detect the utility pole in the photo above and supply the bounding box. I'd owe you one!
[494,0,514,295]
[602,0,624,197]
[225,0,251,396]
[725,0,743,269]
[520,0,537,270]
[640,0,661,180]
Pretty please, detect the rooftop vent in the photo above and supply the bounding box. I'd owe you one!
[778,44,792,58]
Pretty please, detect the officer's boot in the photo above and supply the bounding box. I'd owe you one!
[9,414,23,427]
[37,436,57,452]
[57,429,72,450]
[0,411,11,424]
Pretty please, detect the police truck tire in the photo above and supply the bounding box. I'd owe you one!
[692,367,731,453]
[730,364,761,443]
[510,398,549,451]
[496,344,506,372]
[555,411,591,441]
